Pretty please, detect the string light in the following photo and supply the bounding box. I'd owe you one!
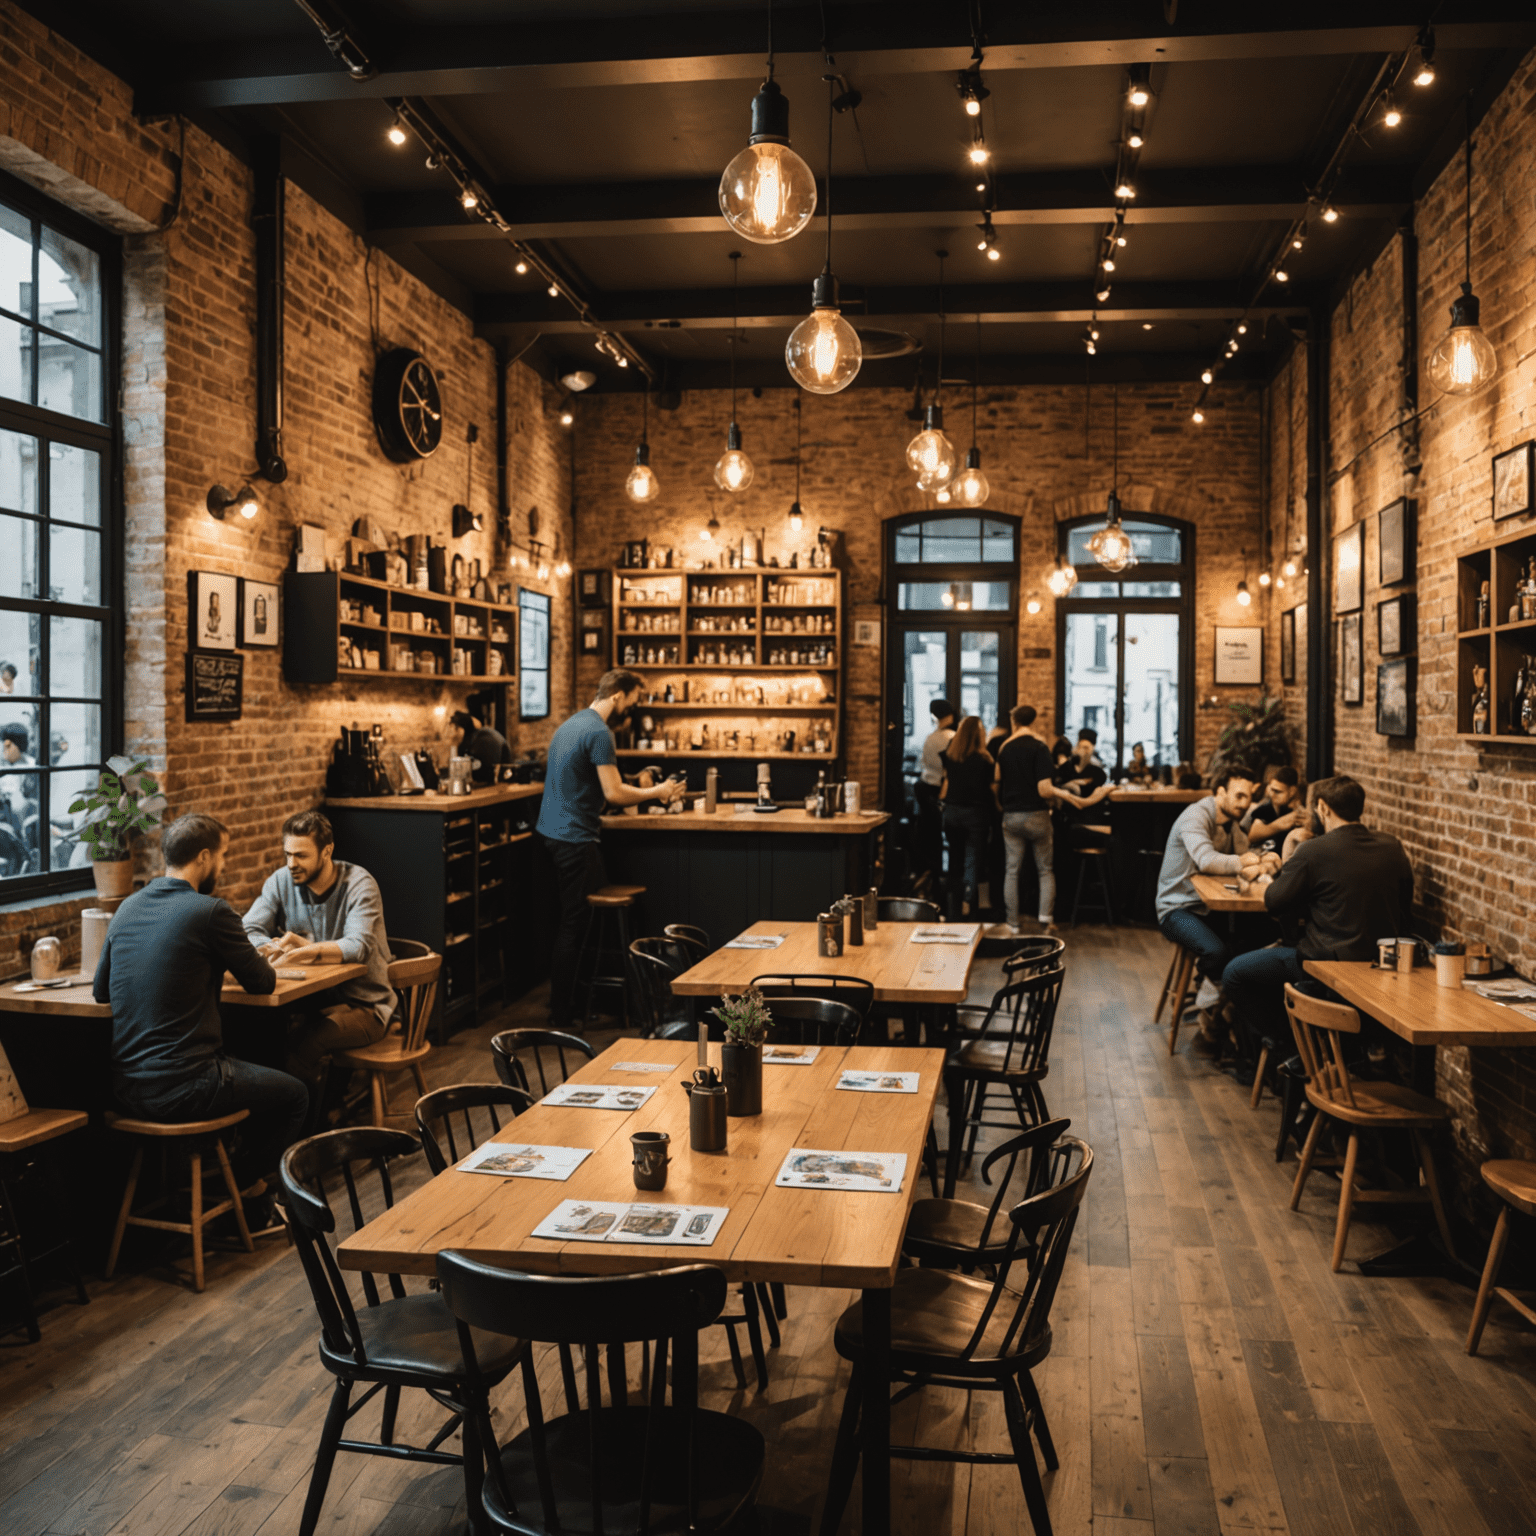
[1115,182,1136,200]
[386,117,407,146]
[514,259,528,274]
[957,65,989,117]
[1127,64,1152,108]
[1413,41,1436,88]
[976,216,1000,259]
[1236,579,1252,607]
[558,409,574,427]
[1283,558,1298,578]
[1273,268,1290,283]
[1200,369,1213,386]
[1322,205,1340,223]
[460,189,478,210]
[1258,571,1272,587]
[968,136,990,166]
[547,283,559,298]
[1127,132,1144,149]
[1383,94,1402,128]
[1191,409,1205,424]
[1025,595,1042,615]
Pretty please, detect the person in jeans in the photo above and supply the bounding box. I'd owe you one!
[94,813,306,1222]
[242,809,397,1131]
[939,716,994,919]
[536,670,685,1029]
[913,697,956,881]
[1154,767,1265,1051]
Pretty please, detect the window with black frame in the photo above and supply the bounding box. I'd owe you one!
[519,588,550,721]
[0,184,118,896]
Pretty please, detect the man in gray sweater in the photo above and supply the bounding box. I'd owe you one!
[243,809,395,1126]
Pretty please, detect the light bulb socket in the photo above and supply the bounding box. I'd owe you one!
[1449,282,1480,329]
[726,421,743,452]
[1105,489,1123,523]
[788,501,803,524]
[633,439,651,467]
[925,403,945,432]
[963,445,981,470]
[810,271,840,310]
[748,78,791,144]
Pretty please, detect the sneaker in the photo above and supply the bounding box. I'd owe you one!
[985,923,1021,939]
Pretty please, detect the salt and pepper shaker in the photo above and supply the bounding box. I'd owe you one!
[697,1019,708,1070]
[817,911,844,958]
[864,887,879,930]
[840,893,864,946]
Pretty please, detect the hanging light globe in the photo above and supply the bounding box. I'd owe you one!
[1088,491,1136,574]
[1046,559,1078,598]
[624,441,659,503]
[1426,283,1498,396]
[714,423,755,492]
[785,276,862,394]
[719,81,818,245]
[950,448,990,508]
[907,404,958,490]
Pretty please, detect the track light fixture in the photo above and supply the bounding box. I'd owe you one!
[1115,182,1136,201]
[957,66,989,117]
[1127,64,1152,108]
[514,259,528,274]
[1413,30,1436,87]
[386,116,407,146]
[976,215,1000,260]
[1383,94,1402,128]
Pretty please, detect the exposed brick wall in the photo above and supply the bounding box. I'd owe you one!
[571,380,1267,803]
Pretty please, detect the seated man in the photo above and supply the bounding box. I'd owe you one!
[94,813,306,1207]
[1223,775,1414,1060]
[451,710,513,784]
[242,810,396,1128]
[1155,766,1264,1051]
[1243,766,1306,854]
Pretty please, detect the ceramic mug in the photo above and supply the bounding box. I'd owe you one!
[29,935,61,981]
[631,1131,670,1192]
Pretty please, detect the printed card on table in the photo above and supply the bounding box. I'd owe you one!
[457,1142,592,1181]
[763,1044,821,1065]
[775,1147,907,1193]
[837,1070,919,1094]
[909,924,979,945]
[542,1083,657,1111]
[724,932,786,950]
[610,1061,674,1074]
[531,1201,728,1246]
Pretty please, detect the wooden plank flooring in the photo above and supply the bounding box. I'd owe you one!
[4,924,1536,1534]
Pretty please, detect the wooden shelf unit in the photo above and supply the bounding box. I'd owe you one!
[1456,529,1536,743]
[284,570,517,686]
[611,567,843,760]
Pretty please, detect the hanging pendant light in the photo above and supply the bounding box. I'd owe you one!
[950,313,990,508]
[701,508,721,543]
[787,392,805,529]
[1087,382,1136,574]
[718,2,817,244]
[1427,105,1499,397]
[906,251,958,491]
[716,252,756,492]
[1046,558,1078,598]
[624,389,660,502]
[785,74,862,393]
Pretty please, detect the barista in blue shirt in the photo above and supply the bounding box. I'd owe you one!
[537,669,684,1028]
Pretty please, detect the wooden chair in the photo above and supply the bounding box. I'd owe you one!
[335,951,441,1128]
[626,936,702,1041]
[756,996,861,1048]
[1155,940,1199,1055]
[104,1108,259,1293]
[1283,984,1454,1273]
[1466,1159,1536,1356]
[0,1108,91,1340]
[749,973,876,1021]
[414,1083,536,1176]
[490,1029,595,1095]
[575,883,646,1028]
[663,922,711,952]
[877,896,942,923]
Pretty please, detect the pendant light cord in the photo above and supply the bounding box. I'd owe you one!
[766,0,774,79]
[794,391,803,499]
[1463,94,1472,288]
[936,250,946,404]
[972,311,980,446]
[642,384,649,445]
[823,74,835,275]
[1112,383,1119,496]
[729,250,741,424]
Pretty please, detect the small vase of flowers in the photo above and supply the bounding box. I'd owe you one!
[712,986,773,1117]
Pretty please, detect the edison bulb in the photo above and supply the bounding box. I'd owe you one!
[719,141,817,244]
[1026,596,1042,615]
[386,122,407,146]
[788,502,803,531]
[714,449,754,493]
[1236,582,1252,607]
[1427,288,1498,395]
[1046,561,1078,598]
[625,453,659,504]
[235,484,259,520]
[934,484,952,504]
[786,305,862,394]
[950,450,989,508]
[907,414,958,491]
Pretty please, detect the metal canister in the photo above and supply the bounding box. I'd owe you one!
[864,887,879,930]
[817,911,844,958]
[843,894,864,946]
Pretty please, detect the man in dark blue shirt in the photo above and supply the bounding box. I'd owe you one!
[94,813,307,1195]
[536,670,684,1028]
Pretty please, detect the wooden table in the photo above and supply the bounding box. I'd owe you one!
[339,1035,944,1536]
[1302,961,1536,1050]
[1108,787,1210,804]
[669,920,983,1006]
[1190,873,1270,914]
[0,962,367,1018]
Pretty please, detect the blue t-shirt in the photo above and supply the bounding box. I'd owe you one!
[536,708,617,844]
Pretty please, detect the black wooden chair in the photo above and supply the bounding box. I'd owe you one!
[878,896,943,924]
[819,1135,1094,1536]
[1003,935,1067,976]
[414,1084,536,1176]
[756,996,862,1048]
[942,960,1066,1196]
[490,1029,596,1095]
[627,936,703,1041]
[750,973,876,1021]
[663,922,711,954]
[278,1127,529,1536]
[438,1256,766,1534]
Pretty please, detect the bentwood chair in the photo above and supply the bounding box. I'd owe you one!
[1283,984,1455,1272]
[749,973,876,1021]
[663,922,711,954]
[820,1135,1093,1536]
[755,996,861,1048]
[1466,1158,1536,1355]
[490,1029,596,1095]
[626,936,703,1040]
[438,1256,766,1534]
[279,1128,528,1536]
[336,951,441,1127]
[414,1084,536,1176]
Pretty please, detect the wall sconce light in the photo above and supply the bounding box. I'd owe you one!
[207,482,259,522]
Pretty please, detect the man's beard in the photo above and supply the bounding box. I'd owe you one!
[610,707,631,730]
[198,873,218,895]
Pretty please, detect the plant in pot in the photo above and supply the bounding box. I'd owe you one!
[711,986,774,1117]
[68,756,169,899]
[1205,693,1292,785]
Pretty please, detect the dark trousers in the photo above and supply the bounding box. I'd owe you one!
[914,781,943,878]
[942,803,990,918]
[541,833,608,1028]
[1222,944,1337,1065]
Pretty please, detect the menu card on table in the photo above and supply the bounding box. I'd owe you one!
[542,1084,657,1111]
[763,1044,821,1065]
[610,1061,675,1074]
[775,1148,907,1193]
[837,1070,919,1094]
[531,1201,729,1245]
[457,1143,592,1181]
[909,925,979,944]
[724,933,786,950]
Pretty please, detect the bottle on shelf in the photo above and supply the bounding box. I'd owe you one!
[705,766,718,814]
[1477,579,1490,629]
[1472,661,1490,735]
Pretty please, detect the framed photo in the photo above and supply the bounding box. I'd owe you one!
[579,628,606,655]
[1376,657,1415,737]
[622,539,649,569]
[185,653,242,722]
[1334,522,1363,614]
[1493,441,1534,522]
[238,578,279,647]
[1340,612,1363,705]
[1377,593,1415,657]
[578,568,612,607]
[853,619,880,648]
[189,570,237,651]
[1280,608,1297,684]
[1214,626,1263,686]
[1377,498,1415,587]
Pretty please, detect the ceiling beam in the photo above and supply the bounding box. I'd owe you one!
[368,165,1412,246]
[138,7,1536,111]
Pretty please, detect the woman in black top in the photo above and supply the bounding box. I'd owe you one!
[940,716,994,918]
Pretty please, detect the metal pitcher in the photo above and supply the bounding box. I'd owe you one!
[683,1068,728,1152]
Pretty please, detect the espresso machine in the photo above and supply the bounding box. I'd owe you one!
[325,724,393,798]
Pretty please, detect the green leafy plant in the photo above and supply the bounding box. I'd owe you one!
[1206,694,1293,782]
[711,986,775,1048]
[68,756,169,861]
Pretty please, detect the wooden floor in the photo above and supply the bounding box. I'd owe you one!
[4,924,1536,1535]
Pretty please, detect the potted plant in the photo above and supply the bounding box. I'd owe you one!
[1205,694,1293,784]
[68,756,169,899]
[711,986,774,1117]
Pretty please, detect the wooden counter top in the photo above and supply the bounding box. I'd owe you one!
[1303,960,1536,1049]
[600,806,890,834]
[326,783,543,812]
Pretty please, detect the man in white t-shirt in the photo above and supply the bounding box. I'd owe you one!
[914,698,955,880]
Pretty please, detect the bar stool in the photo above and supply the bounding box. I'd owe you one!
[1069,826,1115,926]
[104,1108,262,1293]
[1154,939,1200,1055]
[1466,1160,1536,1356]
[574,883,646,1029]
[0,1108,91,1342]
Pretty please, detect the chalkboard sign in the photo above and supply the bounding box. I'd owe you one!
[186,652,243,721]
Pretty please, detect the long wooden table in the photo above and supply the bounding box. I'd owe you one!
[0,962,367,1018]
[1190,872,1270,914]
[340,1035,944,1535]
[669,919,983,1006]
[1302,961,1536,1049]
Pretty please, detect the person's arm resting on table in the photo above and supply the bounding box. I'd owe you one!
[280,870,384,968]
[1181,808,1247,876]
[215,901,278,994]
[1263,846,1311,919]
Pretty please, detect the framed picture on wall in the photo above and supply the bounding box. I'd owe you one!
[1214,626,1263,685]
[238,578,280,648]
[1340,612,1363,705]
[189,570,238,651]
[1493,441,1534,522]
[1377,593,1415,657]
[1280,608,1297,684]
[1377,498,1415,586]
[1334,521,1363,614]
[1376,657,1415,737]
[578,607,608,656]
